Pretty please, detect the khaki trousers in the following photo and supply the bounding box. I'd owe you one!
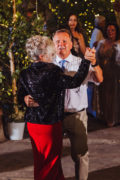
[63,110,89,180]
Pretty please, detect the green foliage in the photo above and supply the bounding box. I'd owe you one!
[0,0,117,118]
[0,0,48,117]
[9,107,26,122]
[48,0,116,42]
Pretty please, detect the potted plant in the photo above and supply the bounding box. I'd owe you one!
[8,107,26,140]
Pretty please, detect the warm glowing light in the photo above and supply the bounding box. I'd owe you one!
[51,8,56,12]
[111,0,115,2]
[95,14,100,17]
[49,3,51,9]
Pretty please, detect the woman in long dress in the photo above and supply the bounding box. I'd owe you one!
[96,22,120,127]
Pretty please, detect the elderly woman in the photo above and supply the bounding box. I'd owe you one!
[17,35,94,180]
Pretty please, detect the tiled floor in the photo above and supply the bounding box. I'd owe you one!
[0,117,120,180]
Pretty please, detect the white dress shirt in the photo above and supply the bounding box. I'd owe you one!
[54,53,96,112]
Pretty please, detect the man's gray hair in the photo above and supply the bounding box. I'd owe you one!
[94,15,105,27]
[26,35,55,61]
[53,28,72,40]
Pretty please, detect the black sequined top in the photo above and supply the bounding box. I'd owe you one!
[17,59,90,124]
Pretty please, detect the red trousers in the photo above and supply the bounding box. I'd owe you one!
[27,121,65,180]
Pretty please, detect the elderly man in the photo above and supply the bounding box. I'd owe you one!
[24,29,103,180]
[52,29,103,180]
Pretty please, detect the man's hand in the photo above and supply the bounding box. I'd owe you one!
[84,47,96,65]
[24,95,39,107]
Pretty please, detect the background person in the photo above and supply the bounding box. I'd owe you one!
[88,15,106,118]
[90,15,106,48]
[67,14,86,58]
[18,34,94,180]
[96,22,120,127]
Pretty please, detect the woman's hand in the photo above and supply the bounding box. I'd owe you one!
[84,47,103,83]
[84,47,96,65]
[24,95,39,107]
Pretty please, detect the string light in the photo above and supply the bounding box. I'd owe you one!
[48,0,114,42]
[49,3,52,9]
[111,0,115,2]
[51,8,56,12]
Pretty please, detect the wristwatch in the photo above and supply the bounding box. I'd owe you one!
[91,61,98,67]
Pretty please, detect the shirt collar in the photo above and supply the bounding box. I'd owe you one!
[56,53,73,64]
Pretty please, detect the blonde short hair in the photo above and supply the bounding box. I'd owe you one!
[26,35,55,61]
